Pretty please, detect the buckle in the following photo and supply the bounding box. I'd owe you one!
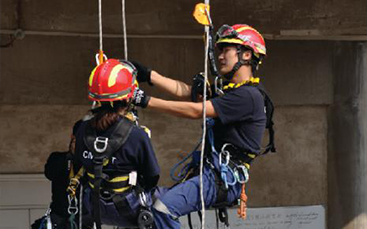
[93,157,105,165]
[100,189,115,201]
[94,136,109,153]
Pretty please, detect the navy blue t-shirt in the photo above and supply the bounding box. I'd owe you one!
[75,120,160,189]
[210,85,266,154]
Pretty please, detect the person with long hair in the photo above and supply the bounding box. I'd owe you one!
[74,59,160,229]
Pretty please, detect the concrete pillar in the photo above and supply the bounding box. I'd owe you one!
[329,42,367,229]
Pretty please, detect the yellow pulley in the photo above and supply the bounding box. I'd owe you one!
[193,3,210,26]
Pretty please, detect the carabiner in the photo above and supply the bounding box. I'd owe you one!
[68,194,79,215]
[219,144,232,166]
[219,150,230,166]
[139,192,148,207]
[236,165,249,184]
[215,76,224,96]
[95,52,107,66]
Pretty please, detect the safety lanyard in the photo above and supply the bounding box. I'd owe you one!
[222,77,260,91]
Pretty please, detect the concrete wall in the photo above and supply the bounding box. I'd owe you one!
[1,0,366,36]
[0,30,331,208]
[2,0,367,228]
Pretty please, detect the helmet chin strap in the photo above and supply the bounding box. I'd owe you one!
[223,45,251,80]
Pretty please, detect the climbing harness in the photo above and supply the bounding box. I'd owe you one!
[66,166,85,229]
[68,194,78,229]
[68,175,79,229]
[76,117,155,229]
[171,76,276,228]
[220,77,276,155]
[84,118,133,229]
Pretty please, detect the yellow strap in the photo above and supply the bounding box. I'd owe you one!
[124,112,135,122]
[223,77,260,90]
[88,182,131,193]
[69,165,75,180]
[87,172,129,182]
[110,176,129,182]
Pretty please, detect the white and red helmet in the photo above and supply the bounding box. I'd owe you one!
[216,24,266,58]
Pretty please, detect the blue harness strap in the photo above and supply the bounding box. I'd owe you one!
[206,118,248,189]
[170,118,249,192]
[170,141,202,182]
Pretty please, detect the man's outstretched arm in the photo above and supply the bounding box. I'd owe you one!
[148,97,217,119]
[150,70,192,101]
[132,61,192,101]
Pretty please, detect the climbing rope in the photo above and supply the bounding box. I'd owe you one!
[98,0,103,53]
[97,0,105,64]
[199,2,210,228]
[121,0,128,60]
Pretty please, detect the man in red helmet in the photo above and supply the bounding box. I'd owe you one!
[73,59,160,229]
[133,24,271,228]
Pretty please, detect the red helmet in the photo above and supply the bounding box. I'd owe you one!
[88,59,138,102]
[216,24,266,57]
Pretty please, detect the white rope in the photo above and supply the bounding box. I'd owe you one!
[98,0,103,52]
[199,2,210,228]
[121,0,128,60]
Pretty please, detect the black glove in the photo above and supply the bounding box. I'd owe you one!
[131,61,153,85]
[191,73,211,102]
[133,88,151,108]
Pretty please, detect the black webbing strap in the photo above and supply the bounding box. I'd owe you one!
[187,213,193,229]
[84,118,134,157]
[209,156,231,227]
[212,166,229,208]
[254,84,276,155]
[112,194,130,217]
[88,176,129,190]
[218,208,229,227]
[83,118,134,229]
[92,158,104,229]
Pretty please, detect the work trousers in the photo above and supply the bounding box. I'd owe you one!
[153,154,243,229]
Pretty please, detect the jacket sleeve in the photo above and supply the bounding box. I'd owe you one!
[44,152,69,181]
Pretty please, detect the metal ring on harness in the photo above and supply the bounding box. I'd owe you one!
[94,137,109,153]
[68,194,79,215]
